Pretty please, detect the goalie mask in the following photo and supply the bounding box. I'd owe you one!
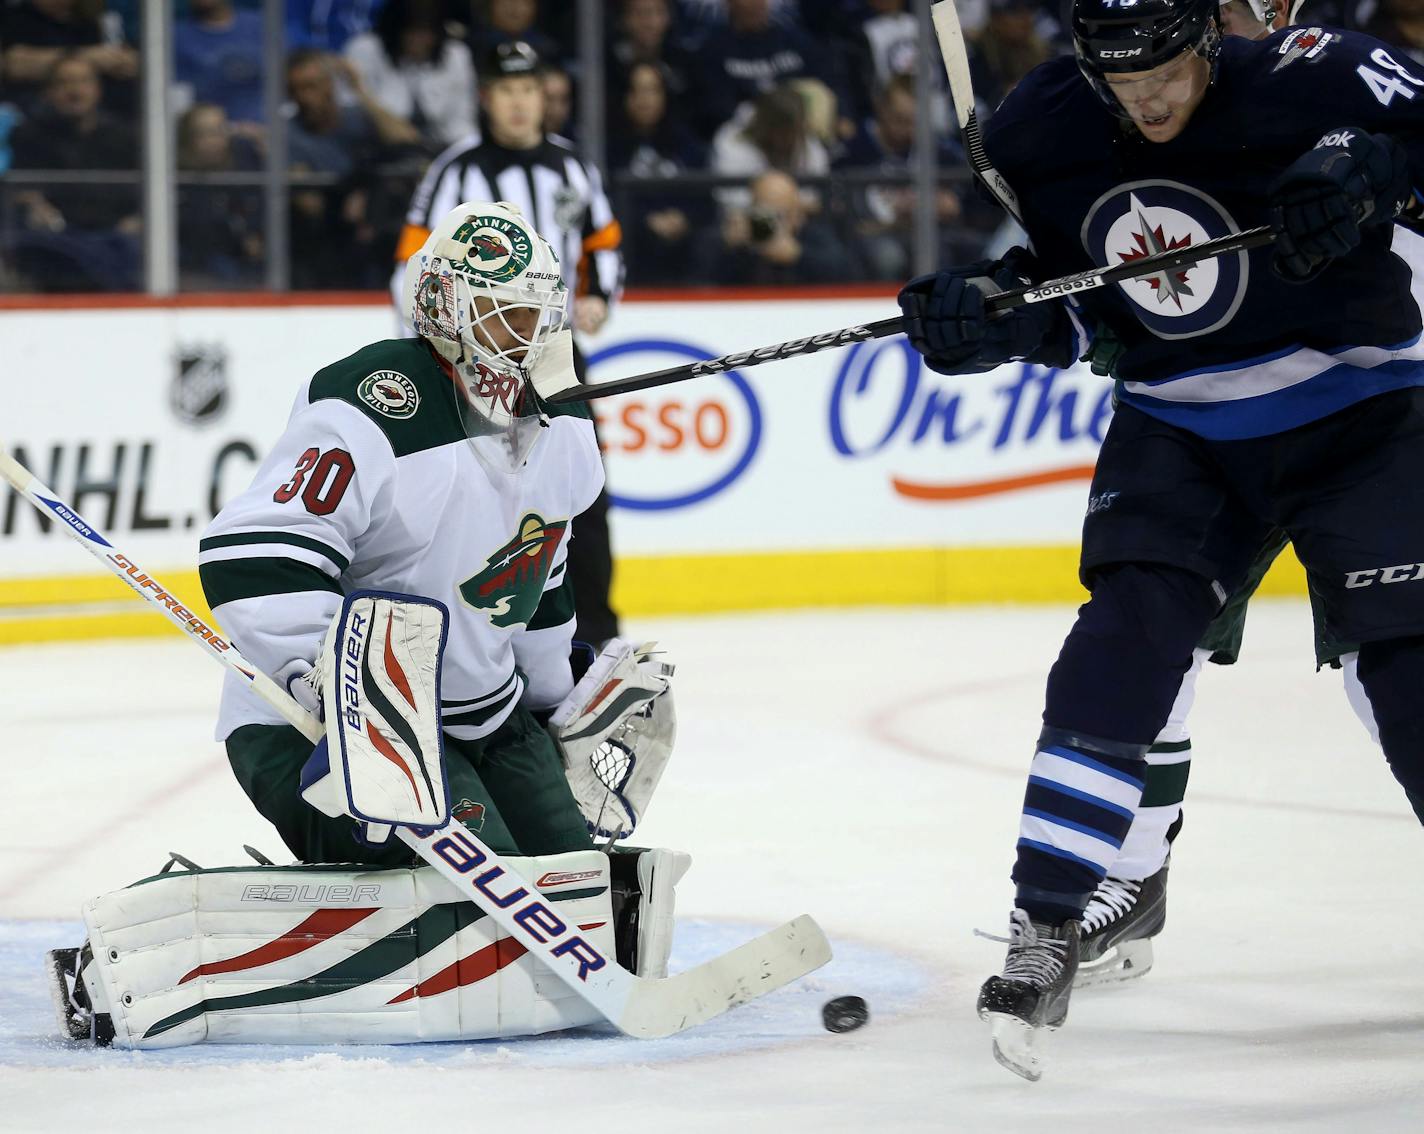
[404,201,570,469]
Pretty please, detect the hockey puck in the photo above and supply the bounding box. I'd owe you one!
[821,995,869,1033]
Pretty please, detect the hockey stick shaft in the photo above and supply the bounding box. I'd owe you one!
[546,224,1274,403]
[930,0,1023,223]
[0,446,830,1039]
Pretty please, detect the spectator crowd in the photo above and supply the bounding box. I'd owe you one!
[0,0,1394,293]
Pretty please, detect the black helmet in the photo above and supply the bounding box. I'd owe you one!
[1072,0,1220,112]
[481,39,544,83]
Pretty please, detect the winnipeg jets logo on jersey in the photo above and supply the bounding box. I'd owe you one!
[458,512,568,628]
[1082,181,1250,341]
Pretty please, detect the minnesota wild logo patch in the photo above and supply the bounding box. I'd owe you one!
[358,370,420,419]
[451,214,534,284]
[452,798,486,830]
[459,513,567,628]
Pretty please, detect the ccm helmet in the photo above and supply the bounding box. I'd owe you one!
[1073,0,1222,113]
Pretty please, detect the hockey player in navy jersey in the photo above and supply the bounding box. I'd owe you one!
[899,0,1424,1079]
[1070,0,1320,990]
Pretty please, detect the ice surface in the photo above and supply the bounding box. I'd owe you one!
[2,605,1422,1133]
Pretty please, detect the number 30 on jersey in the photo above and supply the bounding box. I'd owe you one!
[273,447,355,516]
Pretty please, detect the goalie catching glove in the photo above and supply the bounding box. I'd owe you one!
[550,639,676,840]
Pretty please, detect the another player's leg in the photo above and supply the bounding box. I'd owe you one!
[980,561,1224,1079]
[1350,636,1424,825]
[1078,533,1288,985]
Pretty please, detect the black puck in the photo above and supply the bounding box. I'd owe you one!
[821,995,869,1033]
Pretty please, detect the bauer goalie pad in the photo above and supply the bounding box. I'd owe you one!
[306,591,451,829]
[65,853,620,1047]
[550,639,675,840]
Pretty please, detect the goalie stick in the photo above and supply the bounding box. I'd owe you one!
[0,446,832,1040]
[541,224,1274,403]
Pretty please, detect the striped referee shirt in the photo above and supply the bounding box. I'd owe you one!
[395,133,624,308]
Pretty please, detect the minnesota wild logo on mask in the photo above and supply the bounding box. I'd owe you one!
[452,214,535,284]
[459,512,568,627]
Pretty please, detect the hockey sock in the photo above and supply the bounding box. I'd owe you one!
[1110,647,1205,879]
[1110,741,1191,879]
[1014,728,1147,924]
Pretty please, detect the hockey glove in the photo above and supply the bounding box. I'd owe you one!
[1267,127,1412,282]
[898,248,1073,375]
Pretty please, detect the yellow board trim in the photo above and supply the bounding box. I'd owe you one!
[0,547,1309,646]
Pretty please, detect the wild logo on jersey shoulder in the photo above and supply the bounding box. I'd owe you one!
[459,512,567,628]
[358,370,421,419]
[451,214,533,284]
[1273,27,1335,72]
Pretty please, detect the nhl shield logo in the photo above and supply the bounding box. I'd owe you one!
[358,370,420,419]
[553,185,587,232]
[171,343,229,425]
[459,512,568,628]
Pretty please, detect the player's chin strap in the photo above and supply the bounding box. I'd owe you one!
[0,445,832,1042]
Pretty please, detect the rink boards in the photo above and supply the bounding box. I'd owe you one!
[0,290,1306,641]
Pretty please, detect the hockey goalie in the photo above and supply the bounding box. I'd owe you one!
[47,202,693,1047]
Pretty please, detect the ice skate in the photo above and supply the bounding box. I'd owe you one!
[1074,863,1168,989]
[977,910,1080,1082]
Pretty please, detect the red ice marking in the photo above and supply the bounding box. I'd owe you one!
[367,720,422,807]
[179,908,378,984]
[383,611,417,711]
[387,922,607,1003]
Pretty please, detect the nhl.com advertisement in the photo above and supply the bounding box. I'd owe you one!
[0,296,1109,583]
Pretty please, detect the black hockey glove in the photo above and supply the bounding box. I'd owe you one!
[897,248,1074,375]
[1267,127,1412,283]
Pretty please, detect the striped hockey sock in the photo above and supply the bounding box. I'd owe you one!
[1012,728,1148,924]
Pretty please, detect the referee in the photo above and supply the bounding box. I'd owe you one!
[394,40,624,646]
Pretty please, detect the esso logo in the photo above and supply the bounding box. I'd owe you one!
[587,339,762,511]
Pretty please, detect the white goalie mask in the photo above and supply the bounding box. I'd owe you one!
[403,201,570,468]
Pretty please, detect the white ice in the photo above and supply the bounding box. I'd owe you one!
[2,602,1422,1133]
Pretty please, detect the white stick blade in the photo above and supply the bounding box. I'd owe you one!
[615,914,832,1039]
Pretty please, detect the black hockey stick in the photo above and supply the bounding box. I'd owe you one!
[543,225,1274,404]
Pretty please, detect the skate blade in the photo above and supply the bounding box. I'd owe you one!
[1073,937,1154,990]
[981,1011,1048,1082]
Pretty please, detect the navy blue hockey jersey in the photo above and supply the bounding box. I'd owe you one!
[985,27,1424,440]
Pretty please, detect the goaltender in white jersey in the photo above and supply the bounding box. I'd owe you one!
[46,202,691,1048]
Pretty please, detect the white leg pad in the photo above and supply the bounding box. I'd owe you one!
[635,849,691,978]
[78,851,616,1048]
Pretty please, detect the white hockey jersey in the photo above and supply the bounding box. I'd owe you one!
[200,336,603,742]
